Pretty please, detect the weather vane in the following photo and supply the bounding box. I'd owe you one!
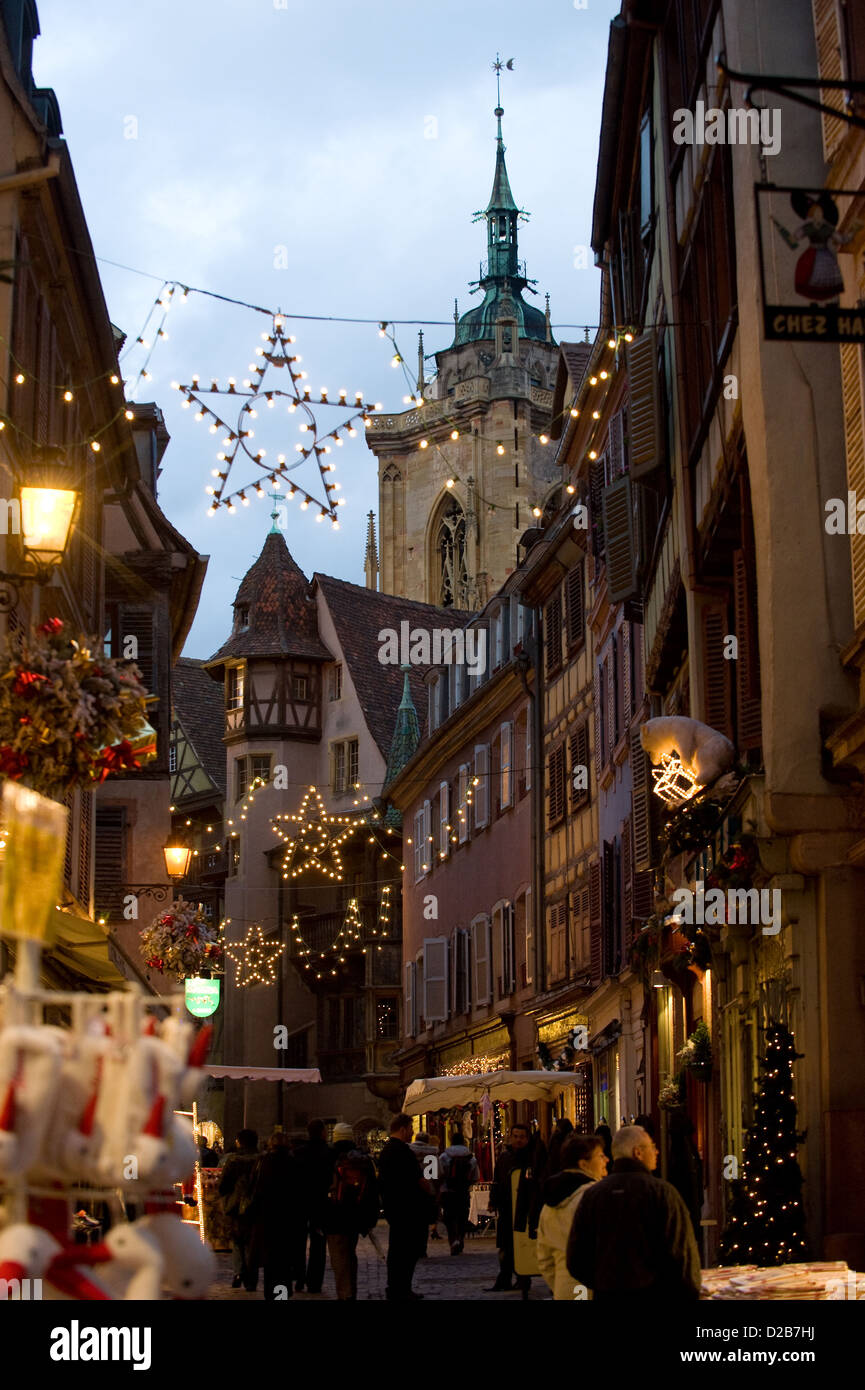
[492,54,515,111]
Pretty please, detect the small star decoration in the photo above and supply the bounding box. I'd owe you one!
[224,923,285,987]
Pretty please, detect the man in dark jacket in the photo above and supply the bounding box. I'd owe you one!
[292,1119,334,1293]
[566,1124,701,1301]
[377,1113,429,1301]
[218,1129,260,1290]
[487,1124,547,1293]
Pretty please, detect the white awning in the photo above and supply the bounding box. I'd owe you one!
[404,1070,585,1114]
[205,1065,322,1083]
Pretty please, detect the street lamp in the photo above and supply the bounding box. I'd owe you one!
[0,460,81,605]
[163,839,192,879]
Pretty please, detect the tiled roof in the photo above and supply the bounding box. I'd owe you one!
[314,574,471,758]
[207,532,332,665]
[172,657,226,795]
[551,341,593,439]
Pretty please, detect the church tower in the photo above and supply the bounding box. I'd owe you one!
[367,97,560,609]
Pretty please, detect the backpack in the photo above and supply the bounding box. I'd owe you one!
[447,1151,474,1190]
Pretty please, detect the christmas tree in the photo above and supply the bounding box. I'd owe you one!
[719,1022,809,1266]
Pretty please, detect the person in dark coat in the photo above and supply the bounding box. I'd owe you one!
[566,1125,701,1301]
[666,1109,704,1238]
[377,1113,429,1301]
[250,1132,306,1300]
[487,1123,547,1293]
[594,1118,613,1161]
[545,1118,574,1176]
[291,1119,334,1293]
[322,1148,379,1300]
[218,1129,260,1290]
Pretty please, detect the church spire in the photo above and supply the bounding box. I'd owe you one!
[383,665,420,789]
[363,510,379,590]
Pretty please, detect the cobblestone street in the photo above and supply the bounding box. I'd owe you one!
[208,1230,554,1301]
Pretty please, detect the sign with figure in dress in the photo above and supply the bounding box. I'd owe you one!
[755,185,864,342]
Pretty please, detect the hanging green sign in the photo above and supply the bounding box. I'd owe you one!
[185,977,221,1018]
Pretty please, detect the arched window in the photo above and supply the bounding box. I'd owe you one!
[433,495,469,608]
[382,464,401,484]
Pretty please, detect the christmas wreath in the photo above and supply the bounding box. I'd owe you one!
[0,619,154,797]
[139,897,224,981]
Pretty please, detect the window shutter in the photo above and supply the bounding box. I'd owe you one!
[548,744,565,825]
[423,937,449,1023]
[462,929,472,1009]
[117,604,157,694]
[457,764,470,843]
[630,723,653,873]
[622,815,634,947]
[474,745,489,828]
[413,809,424,880]
[733,549,762,751]
[589,859,602,984]
[473,918,491,1004]
[633,866,654,921]
[608,407,626,477]
[439,781,450,858]
[608,642,619,755]
[841,344,865,626]
[549,903,567,983]
[545,591,562,676]
[622,619,632,731]
[500,722,513,808]
[422,799,432,869]
[812,0,847,160]
[565,562,585,648]
[589,458,606,558]
[701,602,734,743]
[570,722,590,808]
[405,961,416,1036]
[525,707,533,791]
[626,330,662,479]
[602,475,637,602]
[94,805,127,918]
[524,886,533,986]
[593,665,604,781]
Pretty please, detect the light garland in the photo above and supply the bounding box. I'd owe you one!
[440,1052,509,1077]
[224,922,285,987]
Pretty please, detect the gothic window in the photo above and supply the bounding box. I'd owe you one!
[382,464,401,483]
[434,495,469,608]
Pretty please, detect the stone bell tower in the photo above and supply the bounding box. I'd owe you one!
[366,97,560,610]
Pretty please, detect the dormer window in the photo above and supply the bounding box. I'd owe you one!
[236,605,250,633]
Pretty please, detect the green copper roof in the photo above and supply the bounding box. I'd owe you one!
[454,106,550,347]
[384,666,420,790]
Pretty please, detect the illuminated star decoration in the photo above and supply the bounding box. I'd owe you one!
[176,313,379,525]
[224,923,285,987]
[650,752,701,807]
[273,785,365,881]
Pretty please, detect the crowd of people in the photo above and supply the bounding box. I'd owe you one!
[208,1111,702,1302]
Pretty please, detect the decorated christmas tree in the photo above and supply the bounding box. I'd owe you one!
[719,1022,809,1266]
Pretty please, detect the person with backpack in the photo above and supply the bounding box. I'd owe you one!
[439,1127,479,1255]
[218,1128,260,1291]
[322,1147,379,1300]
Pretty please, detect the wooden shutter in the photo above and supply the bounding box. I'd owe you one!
[548,902,567,982]
[439,781,450,857]
[589,859,602,984]
[413,809,424,880]
[813,0,847,160]
[602,841,616,977]
[502,903,515,993]
[626,330,662,479]
[733,549,762,751]
[622,815,633,947]
[118,604,157,694]
[474,918,491,1004]
[94,805,127,918]
[545,591,563,675]
[630,723,653,873]
[701,602,734,743]
[842,344,865,625]
[474,745,489,828]
[608,407,626,478]
[422,799,431,869]
[500,721,513,808]
[565,562,585,649]
[593,665,604,781]
[405,961,416,1036]
[570,721,590,809]
[423,937,449,1023]
[524,887,533,985]
[602,475,636,601]
[548,744,565,825]
[590,458,606,558]
[622,619,632,730]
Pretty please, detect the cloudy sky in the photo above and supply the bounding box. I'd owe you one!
[34,0,618,657]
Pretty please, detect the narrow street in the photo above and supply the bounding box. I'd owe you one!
[208,1233,553,1301]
